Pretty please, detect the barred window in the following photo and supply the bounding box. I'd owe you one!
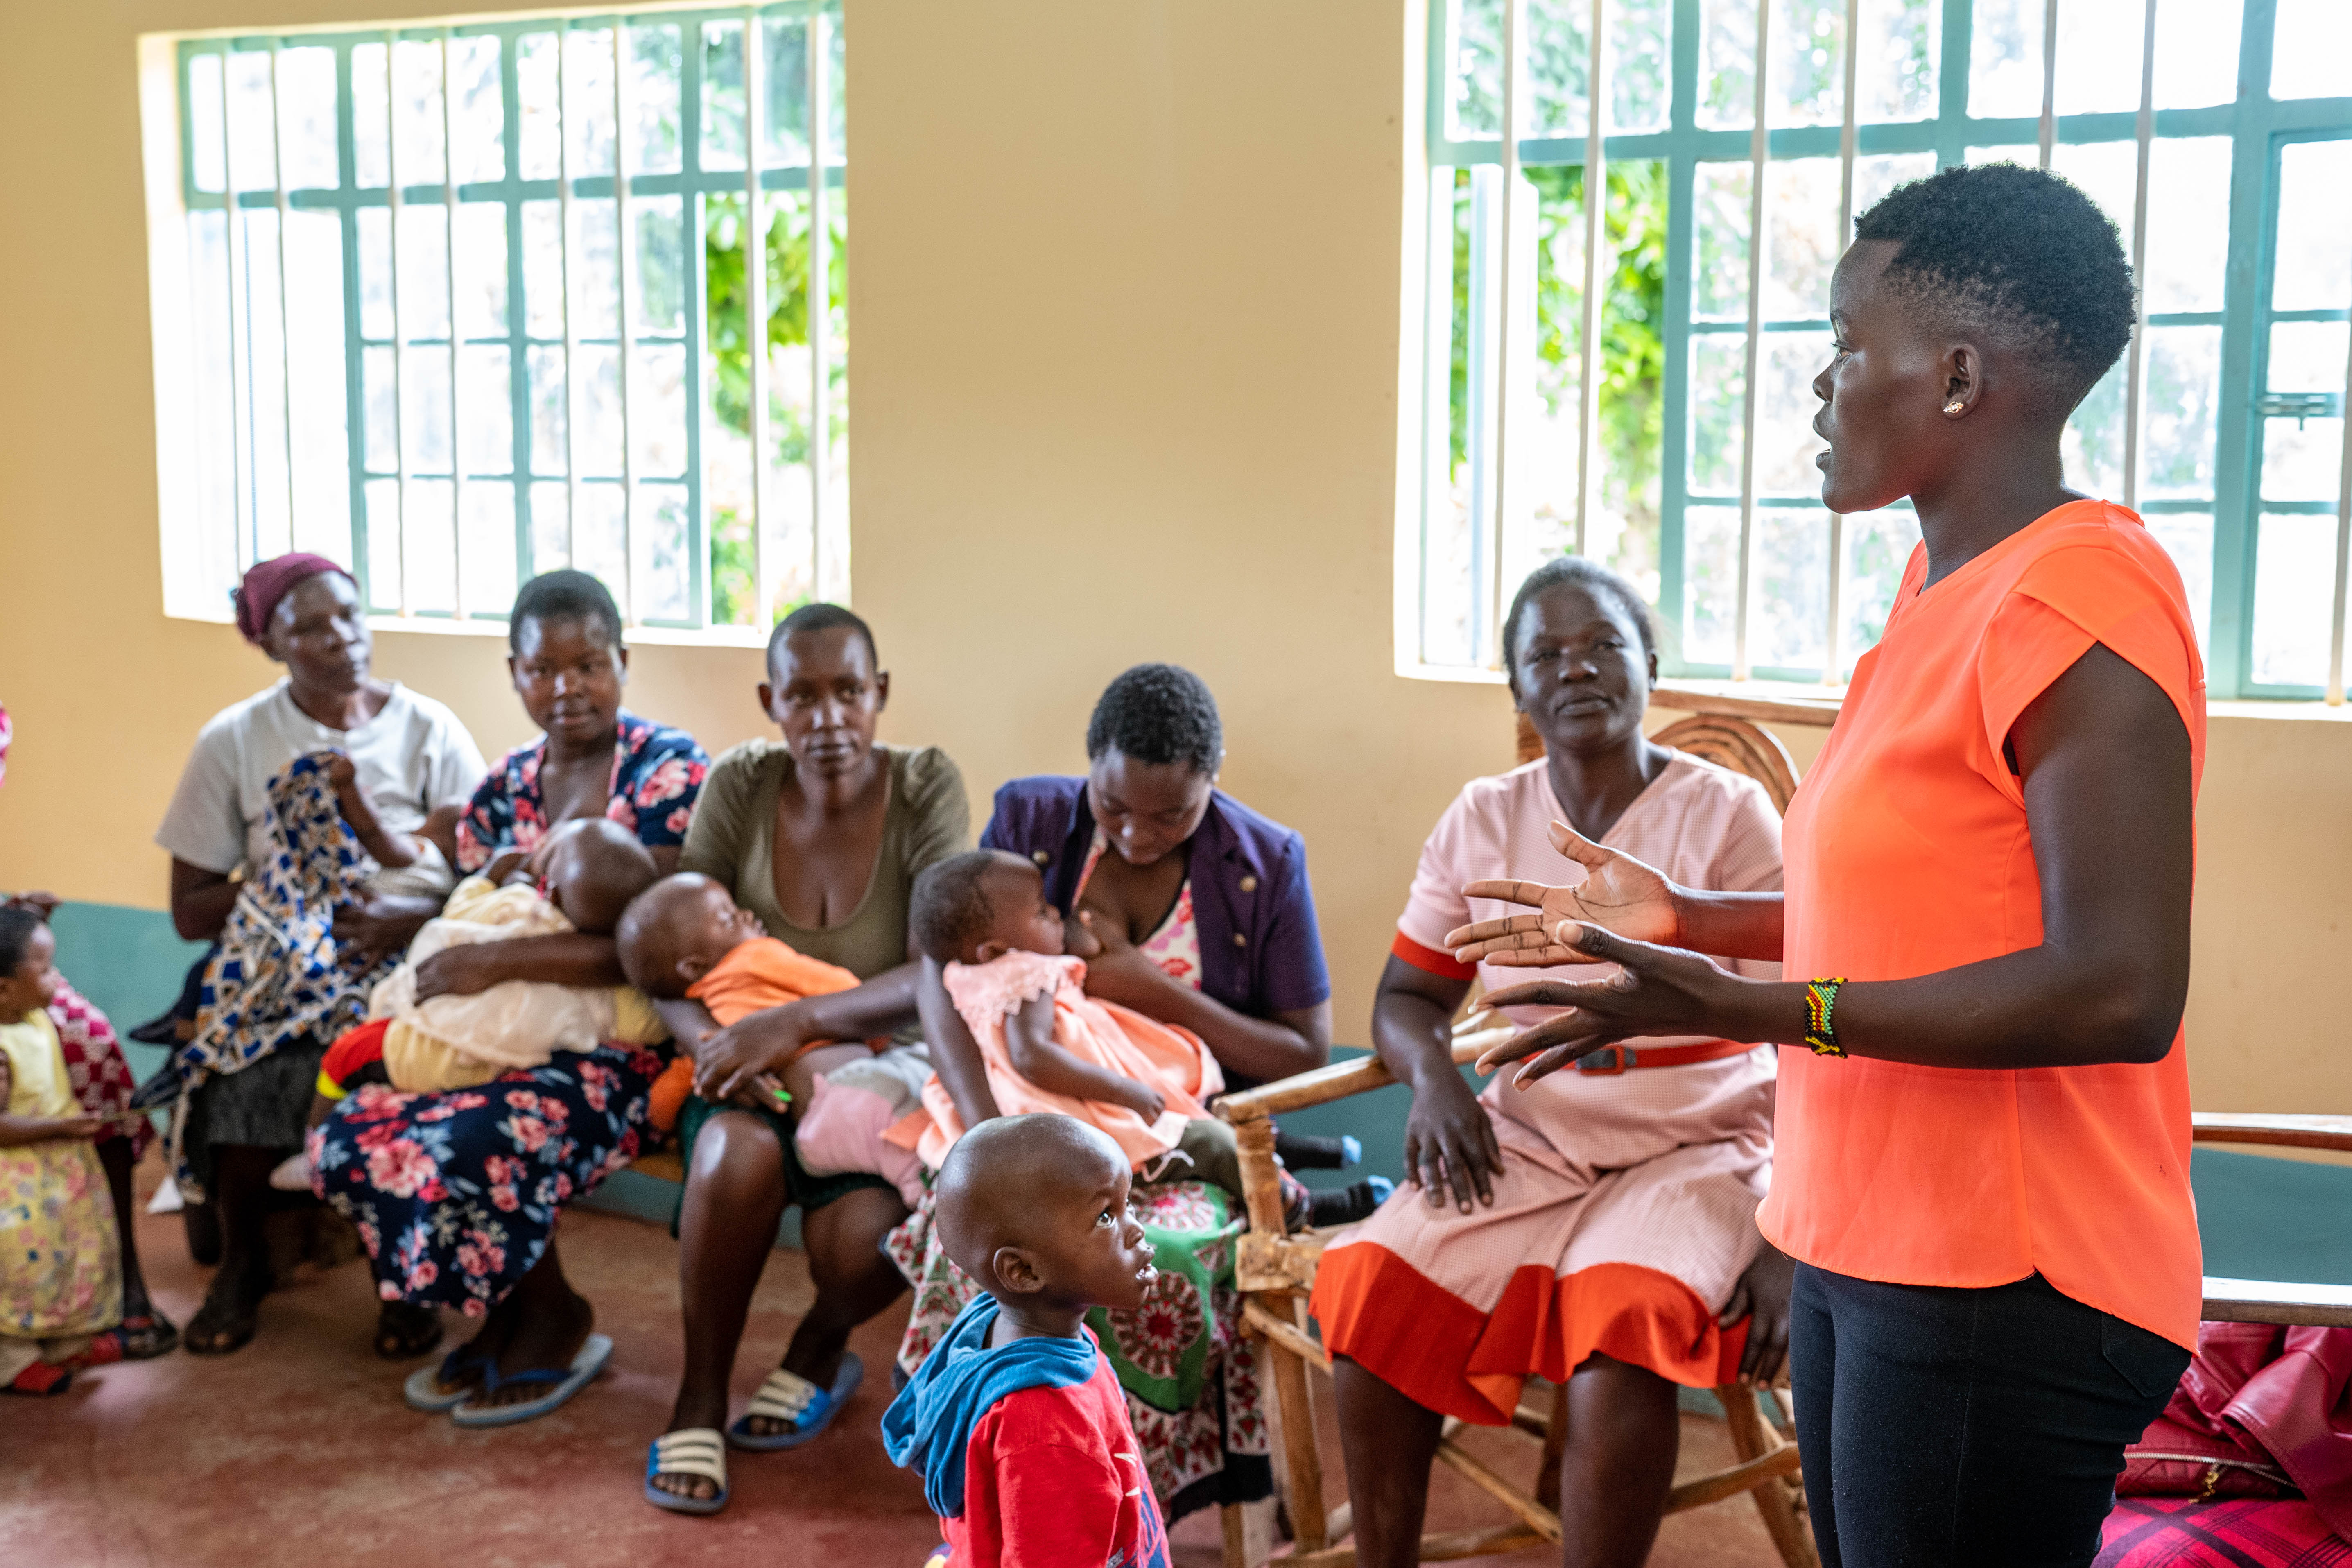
[157,4,845,638]
[1413,0,2352,700]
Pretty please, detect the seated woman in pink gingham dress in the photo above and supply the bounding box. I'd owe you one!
[1317,560,1791,1566]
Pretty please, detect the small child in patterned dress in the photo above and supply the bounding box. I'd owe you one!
[0,907,124,1395]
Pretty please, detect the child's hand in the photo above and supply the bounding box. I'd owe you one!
[324,752,358,790]
[51,1115,107,1141]
[1116,1079,1167,1122]
[725,1072,794,1117]
[693,1006,812,1103]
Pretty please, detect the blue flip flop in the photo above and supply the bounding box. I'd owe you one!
[450,1333,613,1428]
[645,1427,729,1515]
[727,1353,863,1450]
[403,1343,493,1413]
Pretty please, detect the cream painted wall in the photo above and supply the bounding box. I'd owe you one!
[2,0,2349,1122]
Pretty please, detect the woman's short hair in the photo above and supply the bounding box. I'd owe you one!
[1086,664,1223,775]
[768,602,879,674]
[1501,557,1657,683]
[510,570,624,652]
[1853,163,2134,418]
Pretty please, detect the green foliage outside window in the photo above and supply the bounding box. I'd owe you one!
[703,189,848,627]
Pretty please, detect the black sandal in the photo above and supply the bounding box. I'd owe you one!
[375,1301,443,1360]
[183,1281,262,1357]
[118,1311,180,1360]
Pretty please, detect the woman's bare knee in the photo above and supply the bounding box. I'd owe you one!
[687,1110,786,1201]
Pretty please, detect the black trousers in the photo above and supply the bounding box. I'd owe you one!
[1789,1262,2191,1567]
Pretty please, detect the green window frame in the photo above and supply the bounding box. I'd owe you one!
[1416,0,2352,700]
[168,3,845,636]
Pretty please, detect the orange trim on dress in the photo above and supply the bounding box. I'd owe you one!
[1312,1240,1748,1425]
[1391,930,1477,982]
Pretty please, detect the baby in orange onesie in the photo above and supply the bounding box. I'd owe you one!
[618,872,926,1204]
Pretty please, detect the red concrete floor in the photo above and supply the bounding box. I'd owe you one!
[0,1155,1795,1567]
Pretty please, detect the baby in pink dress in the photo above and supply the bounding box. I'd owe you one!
[901,851,1308,1225]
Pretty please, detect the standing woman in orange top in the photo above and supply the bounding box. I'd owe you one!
[1452,164,2202,1566]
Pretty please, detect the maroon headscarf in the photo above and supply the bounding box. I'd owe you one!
[233,553,354,646]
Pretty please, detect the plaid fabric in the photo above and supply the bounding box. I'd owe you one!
[2099,1497,2352,1566]
[47,979,152,1161]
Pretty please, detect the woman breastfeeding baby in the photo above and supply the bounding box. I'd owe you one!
[893,663,1380,1525]
[311,568,710,1421]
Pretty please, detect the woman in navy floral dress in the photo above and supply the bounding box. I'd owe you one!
[455,709,706,876]
[315,572,709,1419]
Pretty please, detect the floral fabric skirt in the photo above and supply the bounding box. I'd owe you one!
[311,1043,660,1315]
[0,1139,121,1339]
[886,1178,1271,1521]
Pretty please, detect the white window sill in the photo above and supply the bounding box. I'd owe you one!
[1403,660,2352,728]
[166,608,773,651]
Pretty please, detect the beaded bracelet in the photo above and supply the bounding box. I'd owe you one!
[1802,978,1848,1058]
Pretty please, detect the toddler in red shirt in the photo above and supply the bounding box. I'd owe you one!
[882,1114,1171,1568]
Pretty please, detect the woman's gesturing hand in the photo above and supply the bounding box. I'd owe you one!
[1444,822,1683,966]
[1473,924,1763,1087]
[1403,1069,1505,1213]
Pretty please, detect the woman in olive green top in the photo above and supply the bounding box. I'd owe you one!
[648,604,975,1511]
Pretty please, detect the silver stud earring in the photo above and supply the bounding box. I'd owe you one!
[1943,399,1965,414]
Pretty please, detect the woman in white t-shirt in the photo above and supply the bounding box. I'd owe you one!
[154,554,484,1356]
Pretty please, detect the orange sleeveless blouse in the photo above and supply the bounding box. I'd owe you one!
[1761,500,2207,1350]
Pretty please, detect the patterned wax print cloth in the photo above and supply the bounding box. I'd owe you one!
[176,753,400,1099]
[887,1177,1269,1522]
[454,711,708,872]
[49,980,152,1161]
[311,1042,660,1314]
[2099,1497,2352,1566]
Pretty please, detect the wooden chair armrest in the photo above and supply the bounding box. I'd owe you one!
[1219,1011,1515,1124]
[2203,1276,2352,1328]
[1217,1029,1509,1124]
[2192,1113,2352,1154]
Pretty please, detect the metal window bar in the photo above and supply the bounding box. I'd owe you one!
[1730,0,1771,681]
[558,26,581,569]
[215,57,253,575]
[2120,0,2157,513]
[810,7,832,600]
[2332,311,2352,706]
[1570,0,1607,560]
[612,20,641,624]
[1822,0,1862,683]
[269,42,299,566]
[747,8,776,628]
[2038,0,2059,170]
[384,32,412,614]
[441,30,468,618]
[1484,0,1529,663]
